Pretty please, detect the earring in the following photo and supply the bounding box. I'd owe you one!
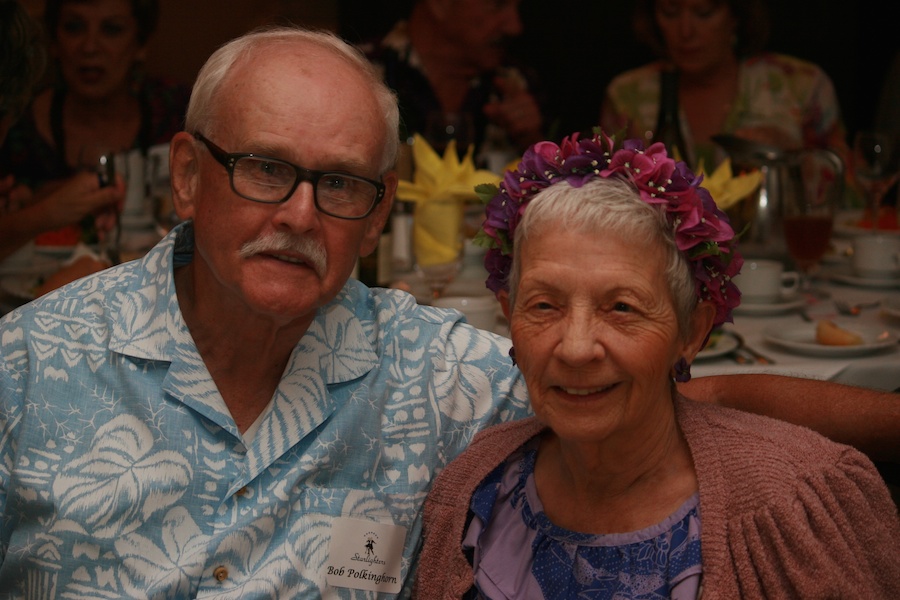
[508,346,517,366]
[673,357,691,383]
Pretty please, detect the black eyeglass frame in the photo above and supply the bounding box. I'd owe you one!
[193,132,387,220]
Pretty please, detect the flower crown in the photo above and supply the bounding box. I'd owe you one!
[474,129,743,328]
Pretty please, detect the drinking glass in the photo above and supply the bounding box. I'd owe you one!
[782,168,835,298]
[78,145,122,263]
[423,112,475,157]
[413,195,465,299]
[852,130,899,232]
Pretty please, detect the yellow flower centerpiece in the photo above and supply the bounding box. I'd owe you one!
[397,134,501,268]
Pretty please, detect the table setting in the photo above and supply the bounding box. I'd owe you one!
[385,131,899,392]
[0,143,172,317]
[393,133,502,298]
[691,203,900,391]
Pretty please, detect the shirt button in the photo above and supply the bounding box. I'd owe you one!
[213,566,229,581]
[235,486,248,497]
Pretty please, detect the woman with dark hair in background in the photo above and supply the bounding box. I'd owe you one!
[599,0,850,170]
[0,0,188,252]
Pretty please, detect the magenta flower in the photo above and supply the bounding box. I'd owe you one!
[477,129,742,328]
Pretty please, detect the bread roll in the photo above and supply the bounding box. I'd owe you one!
[815,319,863,346]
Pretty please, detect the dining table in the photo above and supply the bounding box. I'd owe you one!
[4,222,899,393]
[691,273,900,392]
[396,240,900,394]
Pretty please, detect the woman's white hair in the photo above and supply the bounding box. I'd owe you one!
[185,26,400,174]
[507,177,697,336]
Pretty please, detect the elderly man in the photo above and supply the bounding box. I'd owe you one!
[0,25,897,599]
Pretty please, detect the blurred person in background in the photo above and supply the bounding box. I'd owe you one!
[360,0,546,170]
[598,0,850,171]
[0,0,124,263]
[0,0,187,252]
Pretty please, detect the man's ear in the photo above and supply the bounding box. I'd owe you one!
[360,170,397,256]
[169,132,200,222]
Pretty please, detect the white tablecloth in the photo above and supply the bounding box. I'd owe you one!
[692,277,900,391]
[401,264,900,393]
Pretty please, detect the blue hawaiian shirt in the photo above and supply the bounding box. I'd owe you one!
[0,222,530,598]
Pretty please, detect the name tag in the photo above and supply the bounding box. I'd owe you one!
[325,517,406,594]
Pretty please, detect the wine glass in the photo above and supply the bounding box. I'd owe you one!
[782,160,836,298]
[413,195,465,299]
[423,112,475,157]
[852,131,899,232]
[78,145,122,263]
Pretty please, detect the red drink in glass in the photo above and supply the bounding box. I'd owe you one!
[783,215,833,270]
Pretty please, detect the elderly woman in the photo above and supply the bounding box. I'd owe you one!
[415,132,900,598]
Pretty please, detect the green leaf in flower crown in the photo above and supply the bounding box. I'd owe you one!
[474,183,499,205]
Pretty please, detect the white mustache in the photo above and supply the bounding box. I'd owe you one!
[239,232,327,276]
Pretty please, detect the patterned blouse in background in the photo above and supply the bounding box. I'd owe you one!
[599,53,850,174]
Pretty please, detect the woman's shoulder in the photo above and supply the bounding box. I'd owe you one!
[0,89,65,182]
[677,395,854,461]
[678,397,900,596]
[428,418,544,503]
[675,396,881,498]
[742,52,832,83]
[605,61,664,93]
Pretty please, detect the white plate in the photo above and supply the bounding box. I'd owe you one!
[820,239,852,265]
[0,254,60,277]
[696,331,740,360]
[0,275,39,301]
[763,323,898,357]
[883,297,900,319]
[830,269,900,289]
[734,294,806,316]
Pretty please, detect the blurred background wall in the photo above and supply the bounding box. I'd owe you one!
[17,0,896,142]
[339,0,896,142]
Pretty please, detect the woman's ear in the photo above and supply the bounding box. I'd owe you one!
[169,132,199,222]
[683,301,717,362]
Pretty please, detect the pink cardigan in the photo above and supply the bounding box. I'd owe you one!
[415,396,900,599]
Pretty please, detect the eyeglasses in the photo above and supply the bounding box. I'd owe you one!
[193,133,386,220]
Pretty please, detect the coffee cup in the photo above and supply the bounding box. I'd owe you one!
[852,235,900,279]
[733,259,800,303]
[432,295,499,331]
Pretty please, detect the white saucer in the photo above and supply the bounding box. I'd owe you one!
[830,269,900,289]
[734,294,807,316]
[696,331,740,360]
[763,323,898,357]
[0,254,60,277]
[883,297,900,319]
[0,274,38,301]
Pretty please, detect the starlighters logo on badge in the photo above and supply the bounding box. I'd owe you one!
[352,531,387,566]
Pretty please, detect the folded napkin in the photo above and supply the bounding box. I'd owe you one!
[698,159,763,211]
[397,135,501,267]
